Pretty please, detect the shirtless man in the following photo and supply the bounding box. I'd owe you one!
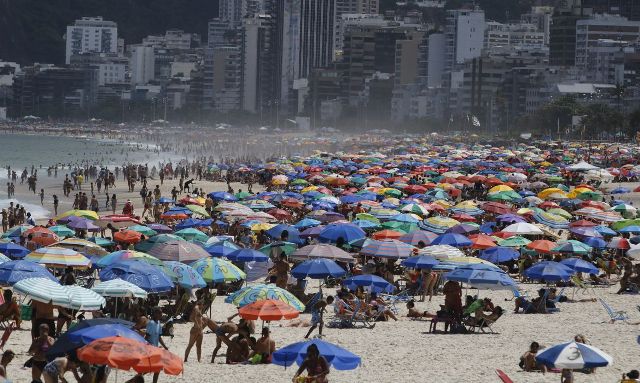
[184,301,204,362]
[273,253,290,289]
[249,327,275,364]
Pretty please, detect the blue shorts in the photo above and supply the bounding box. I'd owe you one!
[311,311,321,326]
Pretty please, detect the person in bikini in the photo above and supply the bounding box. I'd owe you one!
[184,301,204,362]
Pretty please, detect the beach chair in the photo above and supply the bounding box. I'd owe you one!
[546,287,566,313]
[379,290,411,315]
[598,298,629,323]
[495,369,514,383]
[570,275,591,299]
[327,298,375,329]
[465,311,502,334]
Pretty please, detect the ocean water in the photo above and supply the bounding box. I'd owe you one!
[0,199,51,219]
[0,133,170,170]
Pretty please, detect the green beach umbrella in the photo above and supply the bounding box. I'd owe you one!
[258,242,297,257]
[49,225,76,238]
[498,236,531,247]
[127,225,158,237]
[186,204,210,217]
[174,228,209,242]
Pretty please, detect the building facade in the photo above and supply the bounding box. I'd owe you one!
[65,17,118,65]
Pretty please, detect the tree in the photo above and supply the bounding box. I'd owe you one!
[580,103,624,140]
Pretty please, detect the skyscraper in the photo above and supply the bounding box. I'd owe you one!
[65,17,118,64]
[443,8,485,87]
[299,0,337,78]
[219,0,265,27]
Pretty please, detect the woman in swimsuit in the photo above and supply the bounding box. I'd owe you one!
[184,301,204,362]
[292,344,329,383]
[28,323,54,383]
[42,356,77,383]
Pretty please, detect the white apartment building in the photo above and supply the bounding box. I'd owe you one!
[65,17,118,64]
[485,22,546,49]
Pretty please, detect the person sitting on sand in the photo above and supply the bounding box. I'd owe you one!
[519,342,546,372]
[292,344,329,383]
[248,327,276,364]
[406,301,436,319]
[621,369,640,382]
[210,318,255,363]
[514,289,547,314]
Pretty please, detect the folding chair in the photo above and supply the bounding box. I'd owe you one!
[599,298,628,323]
[379,290,411,315]
[546,287,566,313]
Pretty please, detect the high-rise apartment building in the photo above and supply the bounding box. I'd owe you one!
[65,17,118,64]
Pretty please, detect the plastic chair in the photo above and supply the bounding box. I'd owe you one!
[599,298,628,323]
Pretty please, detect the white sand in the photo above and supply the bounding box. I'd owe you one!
[4,282,638,383]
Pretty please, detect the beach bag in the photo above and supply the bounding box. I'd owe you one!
[20,304,32,321]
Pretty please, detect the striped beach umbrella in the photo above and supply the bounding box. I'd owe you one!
[13,277,68,305]
[361,239,415,259]
[127,225,158,237]
[533,211,569,229]
[536,341,613,369]
[25,247,91,268]
[290,244,353,262]
[49,225,76,238]
[92,278,148,299]
[225,283,305,311]
[65,285,106,311]
[421,216,460,234]
[53,238,109,257]
[55,210,99,221]
[418,244,465,260]
[147,241,210,263]
[191,257,246,283]
[1,225,34,239]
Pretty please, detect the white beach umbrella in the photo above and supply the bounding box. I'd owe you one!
[502,222,544,236]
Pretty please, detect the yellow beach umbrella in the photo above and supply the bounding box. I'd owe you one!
[489,185,514,193]
[55,209,99,221]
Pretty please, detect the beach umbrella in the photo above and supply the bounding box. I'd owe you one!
[559,258,599,274]
[258,241,298,257]
[318,223,366,244]
[64,285,106,310]
[77,337,182,375]
[479,247,520,263]
[135,234,185,252]
[0,253,9,264]
[431,233,472,247]
[68,324,147,346]
[185,204,210,217]
[421,216,460,234]
[191,257,246,283]
[92,278,148,299]
[96,215,142,229]
[526,240,557,254]
[53,238,108,257]
[371,229,405,240]
[13,277,70,305]
[418,245,465,260]
[401,255,439,269]
[174,228,208,242]
[361,239,415,259]
[204,241,241,258]
[294,218,322,230]
[502,222,544,235]
[582,237,607,249]
[147,240,210,262]
[209,191,238,202]
[524,261,575,281]
[25,247,91,268]
[498,236,531,248]
[617,225,640,234]
[66,218,100,231]
[225,284,305,311]
[398,230,437,246]
[445,223,479,235]
[290,244,353,262]
[55,209,99,221]
[535,341,613,369]
[0,260,57,285]
[238,299,300,321]
[607,237,630,250]
[49,225,76,238]
[291,259,346,279]
[443,264,517,290]
[96,250,163,268]
[342,274,395,293]
[227,248,269,262]
[553,240,592,255]
[114,230,143,244]
[0,242,30,259]
[469,234,497,249]
[99,261,174,293]
[1,224,33,239]
[155,197,174,204]
[272,339,361,370]
[47,318,136,359]
[147,223,172,234]
[162,261,207,289]
[127,225,158,237]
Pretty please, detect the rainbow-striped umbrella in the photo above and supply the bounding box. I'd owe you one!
[53,238,109,257]
[361,239,415,259]
[224,283,305,311]
[421,216,460,234]
[95,250,163,268]
[191,257,246,283]
[54,209,99,221]
[25,247,91,268]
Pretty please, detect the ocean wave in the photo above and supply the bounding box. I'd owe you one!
[0,199,50,220]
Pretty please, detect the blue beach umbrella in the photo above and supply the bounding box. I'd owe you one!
[479,247,520,264]
[431,233,472,247]
[318,223,366,244]
[443,264,517,290]
[227,248,269,262]
[401,255,439,269]
[342,274,395,293]
[46,318,135,359]
[361,239,415,259]
[559,258,599,274]
[535,341,613,369]
[99,260,174,293]
[291,259,346,279]
[594,225,616,236]
[68,324,147,346]
[272,339,361,370]
[208,191,238,201]
[524,261,575,282]
[0,242,30,259]
[162,261,207,289]
[204,241,240,257]
[582,237,606,249]
[0,260,58,285]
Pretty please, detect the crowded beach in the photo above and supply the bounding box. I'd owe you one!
[0,137,639,383]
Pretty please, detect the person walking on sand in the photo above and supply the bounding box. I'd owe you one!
[39,189,44,205]
[111,194,117,214]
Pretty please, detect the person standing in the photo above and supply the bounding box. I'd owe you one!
[52,195,59,216]
[146,308,168,383]
[111,194,117,215]
[39,189,45,205]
